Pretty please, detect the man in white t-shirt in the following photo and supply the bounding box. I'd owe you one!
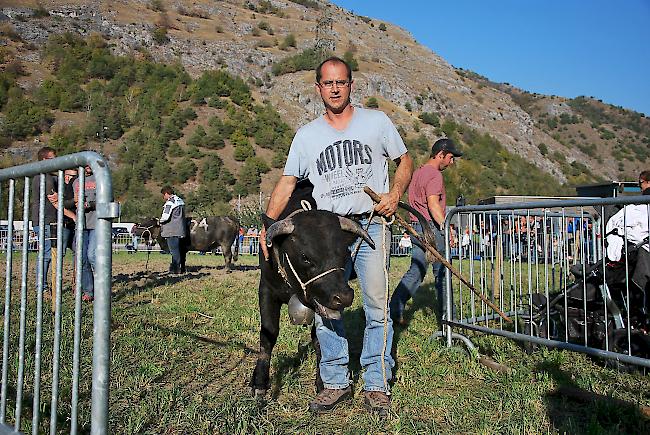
[260,56,413,415]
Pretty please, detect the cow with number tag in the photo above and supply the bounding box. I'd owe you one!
[134,216,240,272]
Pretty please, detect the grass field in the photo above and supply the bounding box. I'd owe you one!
[1,251,650,434]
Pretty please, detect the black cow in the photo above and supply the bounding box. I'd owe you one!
[250,182,375,398]
[134,216,240,272]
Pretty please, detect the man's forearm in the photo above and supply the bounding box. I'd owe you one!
[390,153,413,198]
[428,198,445,227]
[265,176,297,221]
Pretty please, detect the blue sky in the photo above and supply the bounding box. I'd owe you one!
[331,0,650,116]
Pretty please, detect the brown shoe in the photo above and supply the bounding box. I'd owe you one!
[308,386,352,413]
[363,391,391,416]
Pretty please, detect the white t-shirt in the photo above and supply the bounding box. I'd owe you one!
[284,107,407,215]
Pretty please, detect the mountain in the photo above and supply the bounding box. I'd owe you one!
[1,0,648,221]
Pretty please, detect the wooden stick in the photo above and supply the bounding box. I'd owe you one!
[364,186,512,323]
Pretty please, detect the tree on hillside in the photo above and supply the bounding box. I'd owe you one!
[187,125,206,147]
[343,50,359,71]
[174,158,198,183]
[2,97,54,139]
[151,158,174,184]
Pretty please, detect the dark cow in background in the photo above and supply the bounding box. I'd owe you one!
[250,180,375,397]
[134,216,240,272]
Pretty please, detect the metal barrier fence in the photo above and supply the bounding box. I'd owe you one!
[442,196,650,369]
[0,151,116,434]
[0,230,38,253]
[111,234,413,257]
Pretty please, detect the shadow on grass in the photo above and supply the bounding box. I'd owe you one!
[268,306,371,399]
[111,270,210,301]
[391,282,439,374]
[2,384,91,434]
[537,360,650,433]
[146,323,257,354]
[140,324,257,397]
[270,336,314,399]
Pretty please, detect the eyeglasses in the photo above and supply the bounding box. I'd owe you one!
[318,80,351,89]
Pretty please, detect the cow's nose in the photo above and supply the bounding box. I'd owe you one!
[332,291,354,309]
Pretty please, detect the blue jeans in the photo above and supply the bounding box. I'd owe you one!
[389,222,447,320]
[166,237,184,273]
[33,225,52,292]
[315,217,393,393]
[60,227,72,257]
[80,229,96,297]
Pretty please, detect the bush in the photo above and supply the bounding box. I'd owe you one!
[151,159,174,184]
[174,158,198,183]
[342,50,359,71]
[0,24,22,42]
[279,33,297,50]
[237,157,270,195]
[599,128,615,140]
[201,157,224,183]
[203,132,225,149]
[365,97,379,109]
[32,6,50,18]
[149,0,165,12]
[152,27,169,44]
[378,23,387,31]
[537,143,548,155]
[168,142,184,157]
[288,0,319,9]
[406,133,429,153]
[191,70,252,108]
[187,125,206,147]
[419,112,440,127]
[0,73,17,109]
[234,142,255,161]
[2,98,54,139]
[187,145,203,159]
[49,126,85,155]
[271,48,330,76]
[546,117,558,129]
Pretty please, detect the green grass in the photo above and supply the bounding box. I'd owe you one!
[0,252,649,433]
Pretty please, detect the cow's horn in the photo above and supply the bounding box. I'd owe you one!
[338,216,376,250]
[265,218,295,246]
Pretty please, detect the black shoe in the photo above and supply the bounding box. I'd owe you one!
[308,386,352,413]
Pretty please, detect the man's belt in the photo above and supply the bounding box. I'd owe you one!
[346,212,372,221]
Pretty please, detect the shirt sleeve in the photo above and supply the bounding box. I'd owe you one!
[283,130,307,178]
[160,203,172,223]
[424,170,443,198]
[381,112,408,160]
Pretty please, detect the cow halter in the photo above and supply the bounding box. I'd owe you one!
[282,253,344,299]
[272,200,343,299]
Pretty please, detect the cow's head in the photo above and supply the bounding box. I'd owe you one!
[134,218,161,244]
[263,210,375,320]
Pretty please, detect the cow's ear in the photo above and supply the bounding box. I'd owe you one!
[261,213,276,229]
